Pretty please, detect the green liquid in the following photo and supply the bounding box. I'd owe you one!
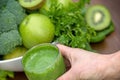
[25,47,58,73]
[22,43,65,80]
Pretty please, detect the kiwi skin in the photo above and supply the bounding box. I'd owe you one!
[28,0,45,10]
[86,5,111,31]
[19,0,46,10]
[90,22,114,43]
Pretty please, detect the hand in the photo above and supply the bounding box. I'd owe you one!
[56,44,120,80]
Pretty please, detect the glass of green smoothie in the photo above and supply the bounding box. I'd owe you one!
[22,43,66,80]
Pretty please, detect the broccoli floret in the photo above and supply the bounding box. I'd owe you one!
[0,30,22,55]
[0,9,17,35]
[0,0,8,9]
[0,0,27,55]
[6,0,26,24]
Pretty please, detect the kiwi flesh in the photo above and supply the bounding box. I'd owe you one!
[19,0,45,10]
[86,5,111,31]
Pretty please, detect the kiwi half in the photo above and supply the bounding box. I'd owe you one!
[86,5,111,31]
[19,0,45,10]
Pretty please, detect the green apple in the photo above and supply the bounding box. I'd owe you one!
[4,47,27,60]
[19,14,55,49]
[40,0,74,11]
[57,0,74,9]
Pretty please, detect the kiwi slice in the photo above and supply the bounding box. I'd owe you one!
[86,5,111,31]
[19,0,45,10]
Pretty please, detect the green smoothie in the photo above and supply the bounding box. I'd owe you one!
[22,43,66,80]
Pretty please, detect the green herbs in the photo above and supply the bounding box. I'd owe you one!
[41,0,95,51]
[0,70,14,80]
[39,0,114,51]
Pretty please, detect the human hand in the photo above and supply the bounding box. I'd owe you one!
[56,44,120,80]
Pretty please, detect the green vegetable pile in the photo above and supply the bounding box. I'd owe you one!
[0,0,26,79]
[40,0,97,51]
[40,0,114,51]
[0,0,114,79]
[0,0,26,55]
[0,70,14,80]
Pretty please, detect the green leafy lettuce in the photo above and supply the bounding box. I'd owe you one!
[0,70,14,80]
[40,0,95,51]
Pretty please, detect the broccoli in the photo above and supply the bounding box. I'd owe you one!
[0,0,8,9]
[0,9,17,35]
[0,30,22,55]
[6,0,26,24]
[0,0,26,55]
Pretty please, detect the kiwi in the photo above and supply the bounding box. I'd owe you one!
[19,0,45,10]
[86,5,111,31]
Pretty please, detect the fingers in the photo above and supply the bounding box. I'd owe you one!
[56,44,75,80]
[64,58,71,70]
[57,68,76,80]
[56,44,73,60]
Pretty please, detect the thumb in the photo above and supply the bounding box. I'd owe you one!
[56,44,73,60]
[57,68,76,80]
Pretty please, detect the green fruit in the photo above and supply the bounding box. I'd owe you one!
[40,0,74,11]
[90,32,106,43]
[90,23,114,43]
[40,0,52,11]
[86,5,111,31]
[22,43,66,80]
[57,0,74,9]
[4,47,27,60]
[19,0,45,10]
[19,14,55,49]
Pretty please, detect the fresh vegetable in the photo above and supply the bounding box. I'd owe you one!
[0,0,26,55]
[6,0,27,24]
[0,0,115,80]
[0,9,17,35]
[3,47,27,60]
[90,23,114,43]
[19,0,45,10]
[85,5,111,31]
[0,30,22,55]
[0,0,26,79]
[0,70,14,80]
[40,0,114,50]
[40,0,94,51]
[19,13,55,49]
